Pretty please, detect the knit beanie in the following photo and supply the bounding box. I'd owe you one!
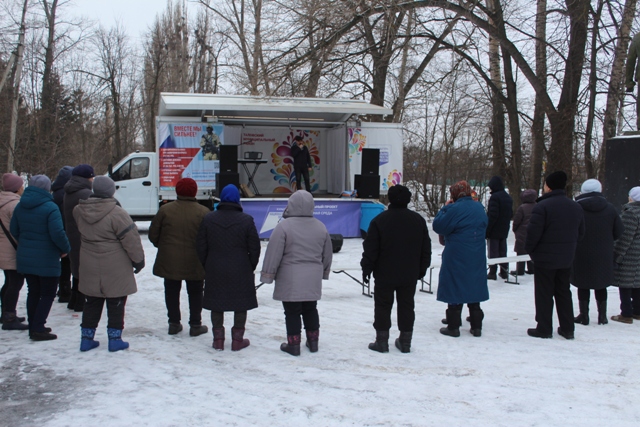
[629,186,640,202]
[92,176,116,198]
[388,184,411,207]
[29,175,51,192]
[545,171,567,191]
[72,164,95,179]
[450,180,472,201]
[2,173,24,192]
[176,178,198,198]
[580,179,602,194]
[220,184,240,204]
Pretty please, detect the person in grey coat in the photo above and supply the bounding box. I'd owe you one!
[511,189,537,276]
[196,184,261,351]
[63,164,95,312]
[260,190,333,356]
[611,186,640,324]
[571,179,623,326]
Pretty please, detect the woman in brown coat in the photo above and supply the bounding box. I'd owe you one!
[149,178,210,336]
[73,176,145,352]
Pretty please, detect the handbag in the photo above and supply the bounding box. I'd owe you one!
[0,218,17,250]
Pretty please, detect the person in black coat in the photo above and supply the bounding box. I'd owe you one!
[290,135,313,192]
[361,185,431,353]
[571,179,623,326]
[486,176,513,280]
[511,189,537,276]
[51,166,73,303]
[525,171,585,340]
[196,184,261,352]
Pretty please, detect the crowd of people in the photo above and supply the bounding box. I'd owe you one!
[1,165,639,355]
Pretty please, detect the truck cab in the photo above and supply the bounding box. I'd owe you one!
[110,152,158,219]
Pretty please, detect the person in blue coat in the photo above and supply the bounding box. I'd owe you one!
[10,175,70,341]
[433,181,489,337]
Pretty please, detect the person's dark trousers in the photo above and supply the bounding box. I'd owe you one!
[164,279,204,326]
[81,296,127,329]
[282,301,319,336]
[211,310,247,329]
[515,251,534,275]
[533,266,574,335]
[373,282,417,332]
[58,256,71,301]
[25,274,58,333]
[294,168,311,192]
[488,238,508,276]
[68,276,85,311]
[2,270,25,317]
[577,288,608,302]
[618,288,640,317]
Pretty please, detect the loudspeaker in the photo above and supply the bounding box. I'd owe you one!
[216,172,240,196]
[361,148,380,175]
[219,145,238,173]
[603,136,640,212]
[330,234,343,253]
[355,174,380,199]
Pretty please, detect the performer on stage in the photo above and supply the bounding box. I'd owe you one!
[290,136,313,192]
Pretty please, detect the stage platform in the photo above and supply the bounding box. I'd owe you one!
[236,195,384,238]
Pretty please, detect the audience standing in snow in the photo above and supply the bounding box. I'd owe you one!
[433,180,489,338]
[525,171,585,340]
[486,176,513,280]
[511,189,537,276]
[51,166,74,303]
[10,175,70,341]
[361,184,431,353]
[73,176,145,352]
[196,184,261,351]
[63,164,95,312]
[0,173,27,330]
[149,178,210,337]
[610,186,640,324]
[260,190,333,356]
[571,179,623,326]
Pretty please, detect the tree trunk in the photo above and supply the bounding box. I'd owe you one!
[583,0,604,178]
[529,0,547,192]
[487,0,506,178]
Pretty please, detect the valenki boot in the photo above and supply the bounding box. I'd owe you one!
[80,327,100,352]
[574,300,589,325]
[305,330,319,352]
[368,330,389,353]
[469,307,484,337]
[394,331,412,353]
[281,335,301,356]
[107,328,129,352]
[596,300,608,325]
[231,327,250,351]
[440,308,462,337]
[212,327,225,351]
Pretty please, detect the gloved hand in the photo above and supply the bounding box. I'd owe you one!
[362,272,371,285]
[132,259,145,274]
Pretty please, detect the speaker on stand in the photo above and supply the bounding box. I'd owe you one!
[216,173,240,197]
[219,145,238,173]
[361,148,380,175]
[354,174,380,199]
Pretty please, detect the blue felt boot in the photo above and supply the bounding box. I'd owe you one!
[107,328,129,352]
[80,327,100,352]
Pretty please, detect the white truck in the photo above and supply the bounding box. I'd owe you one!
[109,93,404,220]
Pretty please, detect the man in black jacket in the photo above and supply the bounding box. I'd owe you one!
[525,171,585,339]
[486,176,513,280]
[290,136,312,192]
[361,185,431,353]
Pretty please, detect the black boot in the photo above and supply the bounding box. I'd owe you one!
[394,331,412,353]
[368,330,389,353]
[1,311,29,330]
[280,335,301,356]
[440,308,461,337]
[468,305,484,337]
[574,300,589,325]
[597,300,608,325]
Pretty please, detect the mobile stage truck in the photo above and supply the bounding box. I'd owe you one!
[109,93,403,238]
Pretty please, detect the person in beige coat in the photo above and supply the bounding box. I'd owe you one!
[0,173,27,330]
[73,176,145,352]
[149,178,210,337]
[260,190,333,356]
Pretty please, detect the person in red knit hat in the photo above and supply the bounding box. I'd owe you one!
[149,178,210,336]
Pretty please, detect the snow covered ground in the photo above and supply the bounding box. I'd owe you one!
[1,223,639,427]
